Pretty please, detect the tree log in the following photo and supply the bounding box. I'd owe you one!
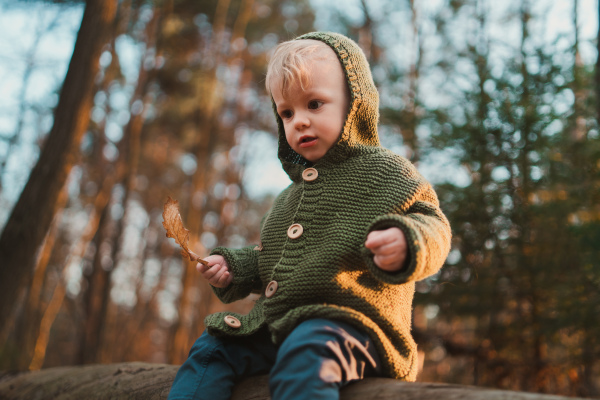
[0,362,586,400]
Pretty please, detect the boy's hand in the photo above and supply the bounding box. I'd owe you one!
[365,227,408,272]
[197,255,233,288]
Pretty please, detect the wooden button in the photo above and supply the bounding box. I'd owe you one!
[302,168,318,182]
[224,315,241,328]
[265,281,278,298]
[287,224,303,239]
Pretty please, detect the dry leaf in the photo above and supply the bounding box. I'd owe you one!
[162,196,209,267]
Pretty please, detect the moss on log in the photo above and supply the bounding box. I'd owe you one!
[0,362,585,400]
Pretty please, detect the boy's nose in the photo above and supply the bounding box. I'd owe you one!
[293,112,310,130]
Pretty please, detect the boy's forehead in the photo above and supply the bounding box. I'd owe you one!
[272,57,343,97]
[266,37,346,98]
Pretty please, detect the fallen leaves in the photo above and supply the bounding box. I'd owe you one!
[162,196,209,266]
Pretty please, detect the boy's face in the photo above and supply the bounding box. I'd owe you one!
[272,55,349,163]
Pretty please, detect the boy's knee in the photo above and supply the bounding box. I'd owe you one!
[280,319,332,347]
[280,319,371,353]
[270,319,377,399]
[273,319,375,381]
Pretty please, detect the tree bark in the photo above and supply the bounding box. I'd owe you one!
[0,362,586,400]
[78,204,111,365]
[28,173,116,370]
[169,0,235,363]
[0,0,118,328]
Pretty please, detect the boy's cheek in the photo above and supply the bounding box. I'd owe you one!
[284,131,298,149]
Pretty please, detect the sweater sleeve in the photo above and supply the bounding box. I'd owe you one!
[209,245,261,304]
[361,180,451,285]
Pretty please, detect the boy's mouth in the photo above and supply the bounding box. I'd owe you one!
[299,136,317,148]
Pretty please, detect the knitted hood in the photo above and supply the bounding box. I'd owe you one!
[274,32,381,180]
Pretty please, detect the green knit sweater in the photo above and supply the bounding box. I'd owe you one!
[205,32,451,381]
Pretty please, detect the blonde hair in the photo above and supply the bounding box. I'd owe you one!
[265,39,341,97]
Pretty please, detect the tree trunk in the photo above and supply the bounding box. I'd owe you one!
[0,0,118,328]
[78,205,111,365]
[28,173,116,370]
[169,0,234,363]
[0,362,586,400]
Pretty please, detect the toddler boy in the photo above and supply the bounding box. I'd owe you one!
[168,31,451,400]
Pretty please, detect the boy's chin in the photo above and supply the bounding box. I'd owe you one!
[296,146,333,163]
[300,153,324,163]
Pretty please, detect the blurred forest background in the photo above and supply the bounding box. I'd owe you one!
[0,0,599,397]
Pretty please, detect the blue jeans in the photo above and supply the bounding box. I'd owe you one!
[168,318,382,400]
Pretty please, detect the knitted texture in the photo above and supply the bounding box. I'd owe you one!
[205,32,451,381]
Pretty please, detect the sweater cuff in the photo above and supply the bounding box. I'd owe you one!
[362,214,422,285]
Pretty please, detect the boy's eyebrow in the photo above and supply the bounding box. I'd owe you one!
[275,104,289,114]
[274,100,288,110]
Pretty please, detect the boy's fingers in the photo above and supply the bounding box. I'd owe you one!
[216,271,231,286]
[374,255,393,269]
[197,255,225,274]
[366,228,406,250]
[197,262,210,273]
[374,253,396,265]
[371,241,404,256]
[365,230,390,248]
[211,265,227,282]
[195,253,232,288]
[215,271,226,285]
[212,272,232,288]
[204,255,224,267]
[374,254,405,270]
[203,263,222,280]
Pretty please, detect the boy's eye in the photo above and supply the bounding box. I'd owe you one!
[280,110,293,119]
[308,100,323,110]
